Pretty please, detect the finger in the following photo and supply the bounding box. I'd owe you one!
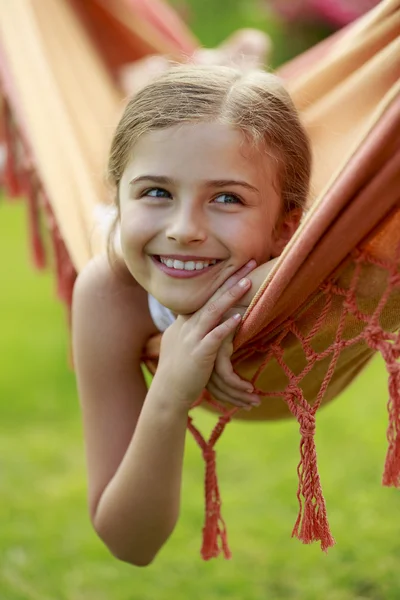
[215,350,254,392]
[207,378,261,410]
[207,380,258,411]
[213,361,254,394]
[217,260,257,295]
[210,373,260,405]
[199,278,252,333]
[200,312,242,355]
[211,354,259,400]
[201,260,256,312]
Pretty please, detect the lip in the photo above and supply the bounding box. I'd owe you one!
[151,255,222,279]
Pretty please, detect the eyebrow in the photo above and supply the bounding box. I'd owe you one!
[130,175,259,193]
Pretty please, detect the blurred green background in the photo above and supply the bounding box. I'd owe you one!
[1,2,399,599]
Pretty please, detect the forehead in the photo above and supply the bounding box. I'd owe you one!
[124,122,277,187]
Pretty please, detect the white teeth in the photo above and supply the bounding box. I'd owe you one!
[159,256,218,271]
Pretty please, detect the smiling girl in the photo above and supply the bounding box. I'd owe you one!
[72,65,311,565]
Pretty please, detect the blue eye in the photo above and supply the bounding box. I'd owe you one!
[144,188,171,198]
[214,193,242,205]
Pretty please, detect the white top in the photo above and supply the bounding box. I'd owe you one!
[148,294,176,332]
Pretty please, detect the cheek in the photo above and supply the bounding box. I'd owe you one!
[248,237,272,264]
[120,210,151,254]
[119,220,137,257]
[230,216,274,263]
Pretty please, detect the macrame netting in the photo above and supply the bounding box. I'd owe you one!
[1,0,399,560]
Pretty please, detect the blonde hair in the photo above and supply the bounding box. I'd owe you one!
[107,65,311,261]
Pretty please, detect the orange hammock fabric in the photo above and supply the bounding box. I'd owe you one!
[1,0,399,560]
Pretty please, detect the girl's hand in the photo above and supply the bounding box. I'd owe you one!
[153,261,257,411]
[206,259,280,410]
[206,325,260,412]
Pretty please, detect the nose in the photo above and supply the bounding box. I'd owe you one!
[165,205,207,245]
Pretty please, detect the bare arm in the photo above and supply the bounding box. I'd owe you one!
[72,255,253,566]
[72,256,188,566]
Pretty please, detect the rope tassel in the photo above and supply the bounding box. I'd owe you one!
[188,412,232,560]
[286,388,335,552]
[2,100,22,198]
[382,354,400,487]
[364,324,400,489]
[23,169,46,269]
[201,447,231,560]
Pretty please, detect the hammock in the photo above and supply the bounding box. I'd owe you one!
[1,0,399,561]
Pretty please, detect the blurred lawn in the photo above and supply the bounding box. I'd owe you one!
[1,2,399,599]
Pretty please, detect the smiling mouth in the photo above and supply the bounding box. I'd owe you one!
[153,255,222,272]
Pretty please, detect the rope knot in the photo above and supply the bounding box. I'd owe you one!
[284,384,302,417]
[364,325,384,350]
[343,299,356,312]
[304,347,317,361]
[286,383,300,399]
[299,413,316,438]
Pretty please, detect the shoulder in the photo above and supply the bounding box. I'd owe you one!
[74,254,138,303]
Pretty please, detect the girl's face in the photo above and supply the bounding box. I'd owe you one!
[119,122,286,314]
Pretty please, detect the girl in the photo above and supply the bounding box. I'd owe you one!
[72,65,311,566]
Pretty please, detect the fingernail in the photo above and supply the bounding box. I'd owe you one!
[239,278,250,288]
[246,259,257,269]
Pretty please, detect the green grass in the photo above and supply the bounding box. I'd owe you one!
[1,203,399,600]
[1,4,399,598]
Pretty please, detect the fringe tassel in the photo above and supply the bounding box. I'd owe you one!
[187,413,232,560]
[201,446,231,560]
[22,168,46,269]
[286,387,335,552]
[43,195,76,311]
[2,100,22,198]
[364,324,400,488]
[382,347,400,487]
[2,100,46,268]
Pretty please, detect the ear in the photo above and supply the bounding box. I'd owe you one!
[270,208,303,258]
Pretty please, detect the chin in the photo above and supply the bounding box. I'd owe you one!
[162,297,203,316]
[168,304,202,316]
